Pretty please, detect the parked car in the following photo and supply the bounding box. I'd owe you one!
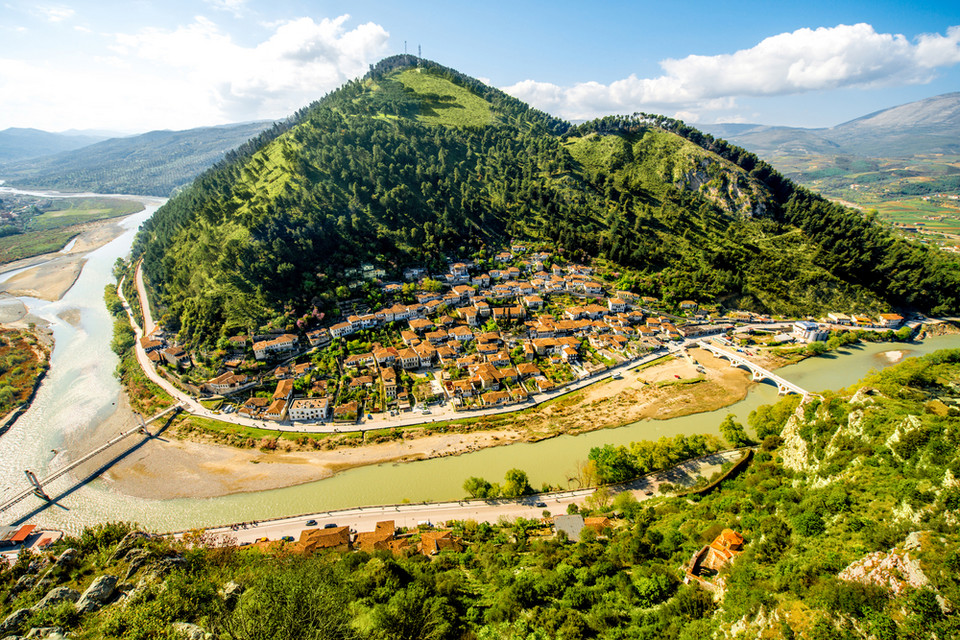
[535,502,547,508]
[281,536,294,542]
[255,537,268,543]
[323,523,338,529]
[306,520,318,526]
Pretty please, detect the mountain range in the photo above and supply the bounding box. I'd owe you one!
[700,92,960,158]
[128,56,960,343]
[0,121,273,196]
[0,127,107,163]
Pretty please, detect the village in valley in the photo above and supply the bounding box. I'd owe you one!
[135,242,909,430]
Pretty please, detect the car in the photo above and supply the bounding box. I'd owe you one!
[306,520,318,526]
[255,537,268,543]
[535,502,547,508]
[644,490,654,496]
[238,541,251,547]
[422,409,431,414]
[281,536,294,542]
[612,374,622,380]
[323,523,338,529]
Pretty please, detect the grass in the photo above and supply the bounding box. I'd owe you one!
[656,374,706,388]
[0,198,144,265]
[178,414,345,443]
[200,399,223,410]
[0,228,79,264]
[395,69,493,128]
[27,198,143,231]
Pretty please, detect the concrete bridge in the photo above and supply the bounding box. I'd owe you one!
[696,340,809,397]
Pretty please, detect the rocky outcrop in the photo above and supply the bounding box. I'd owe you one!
[778,404,812,473]
[122,548,152,581]
[0,608,31,636]
[31,587,79,612]
[24,627,67,638]
[75,575,117,614]
[220,581,243,605]
[171,622,215,639]
[110,531,154,563]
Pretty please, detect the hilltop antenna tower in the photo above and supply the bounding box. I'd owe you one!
[404,40,407,55]
[418,44,422,60]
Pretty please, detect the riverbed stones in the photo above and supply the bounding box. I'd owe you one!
[75,575,117,613]
[31,587,79,612]
[0,609,31,636]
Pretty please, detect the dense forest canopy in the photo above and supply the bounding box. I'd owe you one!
[131,55,960,344]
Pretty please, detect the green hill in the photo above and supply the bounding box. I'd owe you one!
[131,56,960,344]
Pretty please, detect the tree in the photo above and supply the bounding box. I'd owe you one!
[718,414,752,448]
[806,341,828,356]
[463,476,494,499]
[588,444,638,483]
[502,469,533,498]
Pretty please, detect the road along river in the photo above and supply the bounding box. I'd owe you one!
[1,192,959,533]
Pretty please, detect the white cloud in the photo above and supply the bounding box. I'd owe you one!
[205,0,247,18]
[39,6,74,22]
[503,23,960,121]
[113,14,389,123]
[0,14,390,131]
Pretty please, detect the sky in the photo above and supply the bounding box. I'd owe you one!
[1,0,959,134]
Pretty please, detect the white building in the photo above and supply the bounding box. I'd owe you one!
[793,321,829,342]
[288,397,330,421]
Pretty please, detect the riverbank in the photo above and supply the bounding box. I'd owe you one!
[0,215,135,301]
[82,344,772,500]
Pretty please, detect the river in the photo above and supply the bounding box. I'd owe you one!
[1,193,959,534]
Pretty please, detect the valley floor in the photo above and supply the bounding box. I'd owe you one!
[66,346,776,500]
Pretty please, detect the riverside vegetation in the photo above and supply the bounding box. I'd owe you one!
[0,195,143,265]
[1,351,959,639]
[131,56,960,346]
[0,328,48,418]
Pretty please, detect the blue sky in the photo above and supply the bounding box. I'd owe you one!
[1,0,958,133]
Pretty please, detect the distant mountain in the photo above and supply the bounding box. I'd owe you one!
[0,121,275,196]
[700,92,960,157]
[0,127,106,163]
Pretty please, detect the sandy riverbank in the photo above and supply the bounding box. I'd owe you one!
[75,346,772,500]
[0,217,132,302]
[67,391,529,499]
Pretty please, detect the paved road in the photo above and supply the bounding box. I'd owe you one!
[182,449,744,543]
[134,260,156,337]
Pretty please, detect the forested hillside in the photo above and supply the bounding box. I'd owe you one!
[0,122,273,197]
[2,350,958,639]
[131,56,960,344]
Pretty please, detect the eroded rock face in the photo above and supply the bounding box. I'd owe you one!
[31,587,79,612]
[75,575,118,613]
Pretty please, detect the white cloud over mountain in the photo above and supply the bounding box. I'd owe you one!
[0,13,389,131]
[503,23,960,121]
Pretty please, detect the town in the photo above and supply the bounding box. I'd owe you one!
[134,243,909,430]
